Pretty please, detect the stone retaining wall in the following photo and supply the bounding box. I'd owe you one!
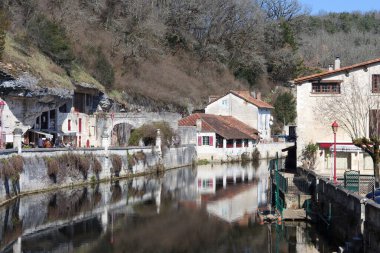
[0,145,196,204]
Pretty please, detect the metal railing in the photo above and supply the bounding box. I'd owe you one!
[335,174,375,195]
[275,171,288,193]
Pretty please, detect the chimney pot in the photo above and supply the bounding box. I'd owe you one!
[257,92,262,100]
[251,91,256,99]
[196,119,202,132]
[328,64,333,71]
[334,57,341,70]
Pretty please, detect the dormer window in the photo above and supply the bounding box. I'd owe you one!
[312,82,341,94]
[372,75,380,93]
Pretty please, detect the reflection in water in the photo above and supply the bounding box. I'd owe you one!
[0,161,337,252]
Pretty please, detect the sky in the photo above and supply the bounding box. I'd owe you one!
[300,0,380,15]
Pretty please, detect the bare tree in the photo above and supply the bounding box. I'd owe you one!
[257,0,308,21]
[317,77,380,185]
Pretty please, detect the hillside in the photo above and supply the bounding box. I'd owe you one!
[0,1,380,112]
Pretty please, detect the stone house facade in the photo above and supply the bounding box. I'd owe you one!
[205,90,273,141]
[295,57,380,175]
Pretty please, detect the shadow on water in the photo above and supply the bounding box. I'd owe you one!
[0,163,341,252]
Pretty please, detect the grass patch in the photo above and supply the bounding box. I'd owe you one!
[3,35,73,89]
[70,64,104,91]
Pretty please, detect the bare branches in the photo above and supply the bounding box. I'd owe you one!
[256,0,307,21]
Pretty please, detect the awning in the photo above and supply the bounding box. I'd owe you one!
[46,130,77,137]
[319,142,352,149]
[27,129,53,139]
[329,144,363,153]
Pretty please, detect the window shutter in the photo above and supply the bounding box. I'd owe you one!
[209,136,213,146]
[198,179,201,188]
[198,136,202,146]
[68,120,71,131]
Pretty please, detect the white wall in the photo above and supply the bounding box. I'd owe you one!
[296,62,380,172]
[205,93,259,130]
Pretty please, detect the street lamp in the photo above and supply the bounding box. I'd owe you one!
[0,101,6,149]
[331,121,339,184]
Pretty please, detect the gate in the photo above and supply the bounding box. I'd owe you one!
[344,170,360,192]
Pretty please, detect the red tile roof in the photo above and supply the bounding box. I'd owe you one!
[207,90,273,109]
[178,113,259,140]
[230,90,274,109]
[294,58,380,84]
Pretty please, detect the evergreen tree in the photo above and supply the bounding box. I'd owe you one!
[274,92,296,125]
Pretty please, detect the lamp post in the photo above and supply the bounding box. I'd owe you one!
[0,101,6,149]
[332,121,339,184]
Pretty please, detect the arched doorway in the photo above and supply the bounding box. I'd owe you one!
[110,123,133,147]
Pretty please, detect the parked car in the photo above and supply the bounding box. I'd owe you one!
[365,188,380,199]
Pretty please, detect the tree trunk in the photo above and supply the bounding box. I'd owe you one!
[373,154,380,188]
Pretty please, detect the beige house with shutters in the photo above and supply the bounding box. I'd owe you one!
[295,57,380,176]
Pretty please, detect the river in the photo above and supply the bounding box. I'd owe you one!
[0,160,341,253]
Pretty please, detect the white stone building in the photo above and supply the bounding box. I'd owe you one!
[205,90,273,141]
[295,57,380,175]
[178,113,259,161]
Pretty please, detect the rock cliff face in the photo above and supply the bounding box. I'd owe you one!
[0,72,72,132]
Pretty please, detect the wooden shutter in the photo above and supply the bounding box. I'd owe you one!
[198,136,202,146]
[68,120,71,131]
[209,136,213,146]
[79,118,82,133]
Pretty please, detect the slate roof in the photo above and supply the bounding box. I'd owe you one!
[178,113,259,140]
[294,57,380,84]
[207,90,273,109]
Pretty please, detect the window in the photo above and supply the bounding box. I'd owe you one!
[221,99,228,107]
[369,110,380,137]
[198,179,213,189]
[312,83,341,94]
[86,94,93,106]
[372,75,380,93]
[202,136,210,145]
[198,136,213,146]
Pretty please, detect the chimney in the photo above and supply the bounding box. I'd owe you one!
[256,92,262,100]
[196,119,202,132]
[251,91,256,99]
[328,64,333,71]
[334,57,341,70]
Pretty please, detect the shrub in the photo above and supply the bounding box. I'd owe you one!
[9,155,24,174]
[45,157,59,183]
[78,155,90,180]
[93,48,114,88]
[0,159,13,179]
[0,8,10,60]
[92,157,102,177]
[301,143,318,169]
[27,14,74,69]
[110,154,122,177]
[197,159,209,165]
[128,122,174,148]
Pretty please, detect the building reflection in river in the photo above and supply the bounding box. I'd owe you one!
[0,161,337,252]
[195,160,270,223]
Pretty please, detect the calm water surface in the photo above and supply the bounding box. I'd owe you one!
[0,161,339,253]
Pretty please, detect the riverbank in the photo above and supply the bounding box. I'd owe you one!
[0,145,196,205]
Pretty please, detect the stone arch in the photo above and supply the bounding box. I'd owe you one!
[110,122,134,147]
